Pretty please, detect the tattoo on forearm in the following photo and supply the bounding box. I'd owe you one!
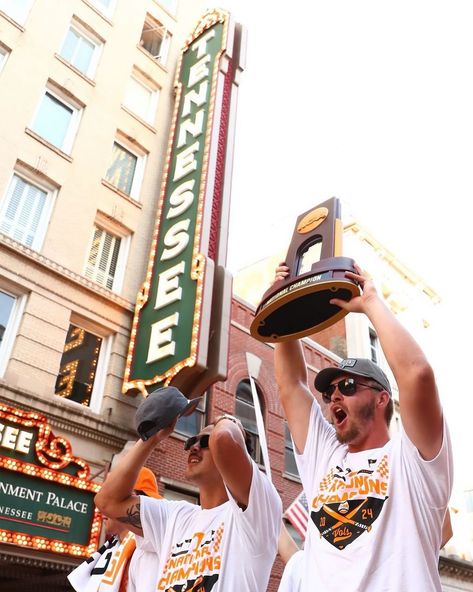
[117,502,142,529]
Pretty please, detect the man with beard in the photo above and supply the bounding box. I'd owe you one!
[273,263,452,591]
[94,398,282,592]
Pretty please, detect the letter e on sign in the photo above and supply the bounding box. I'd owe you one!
[155,262,186,310]
[147,313,179,363]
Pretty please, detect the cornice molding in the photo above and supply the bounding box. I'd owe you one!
[0,385,135,448]
[439,555,473,580]
[0,233,134,312]
[0,548,77,570]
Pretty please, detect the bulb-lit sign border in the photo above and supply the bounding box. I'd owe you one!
[123,9,233,396]
[0,403,101,557]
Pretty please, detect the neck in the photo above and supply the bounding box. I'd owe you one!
[198,481,229,509]
[347,424,391,453]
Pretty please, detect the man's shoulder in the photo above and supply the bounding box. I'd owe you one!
[250,460,277,490]
[172,499,202,513]
[141,495,200,517]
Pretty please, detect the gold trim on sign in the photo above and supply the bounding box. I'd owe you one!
[123,10,230,395]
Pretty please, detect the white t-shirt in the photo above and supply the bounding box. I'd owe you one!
[278,550,303,592]
[140,462,282,591]
[295,400,453,592]
[68,533,136,592]
[127,535,160,592]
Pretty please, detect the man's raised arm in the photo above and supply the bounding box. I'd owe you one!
[275,340,314,454]
[209,416,254,507]
[95,425,173,536]
[332,267,443,460]
[272,264,315,453]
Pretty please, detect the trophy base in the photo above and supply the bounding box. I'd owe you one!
[250,258,360,343]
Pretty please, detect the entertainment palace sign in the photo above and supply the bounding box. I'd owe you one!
[123,9,245,397]
[0,403,101,558]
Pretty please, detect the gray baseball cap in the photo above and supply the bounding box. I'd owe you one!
[135,387,202,441]
[314,358,392,397]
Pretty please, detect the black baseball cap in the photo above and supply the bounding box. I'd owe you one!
[135,387,202,441]
[314,358,392,397]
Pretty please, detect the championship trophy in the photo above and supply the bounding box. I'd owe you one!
[250,197,360,342]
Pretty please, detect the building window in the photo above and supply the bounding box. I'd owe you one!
[369,328,379,363]
[105,141,145,199]
[235,379,264,465]
[84,225,128,291]
[60,22,102,78]
[0,289,25,378]
[88,0,116,18]
[174,394,206,437]
[284,422,299,478]
[31,89,82,153]
[55,324,110,410]
[0,173,54,250]
[0,291,15,348]
[0,0,33,24]
[140,16,171,65]
[123,74,159,124]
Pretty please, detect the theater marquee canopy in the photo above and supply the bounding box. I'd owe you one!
[0,403,101,558]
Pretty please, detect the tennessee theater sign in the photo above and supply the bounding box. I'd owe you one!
[0,404,101,558]
[123,9,245,397]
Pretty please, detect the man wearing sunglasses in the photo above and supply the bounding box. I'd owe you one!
[274,263,452,592]
[95,411,282,592]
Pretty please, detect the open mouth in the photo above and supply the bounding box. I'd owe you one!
[188,454,201,465]
[332,405,347,427]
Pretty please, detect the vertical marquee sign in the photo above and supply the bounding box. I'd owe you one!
[123,9,245,397]
[0,404,101,558]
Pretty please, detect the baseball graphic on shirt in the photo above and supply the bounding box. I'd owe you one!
[310,455,390,550]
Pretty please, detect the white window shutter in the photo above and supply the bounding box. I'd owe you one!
[85,227,121,290]
[0,175,47,247]
[159,29,171,64]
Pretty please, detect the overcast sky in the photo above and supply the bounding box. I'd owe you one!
[208,2,473,494]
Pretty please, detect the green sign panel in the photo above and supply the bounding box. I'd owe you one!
[124,11,233,395]
[0,404,101,557]
[0,469,94,544]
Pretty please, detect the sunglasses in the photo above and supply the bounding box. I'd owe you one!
[184,434,210,451]
[322,377,383,404]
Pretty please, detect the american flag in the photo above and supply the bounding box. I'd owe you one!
[284,491,310,539]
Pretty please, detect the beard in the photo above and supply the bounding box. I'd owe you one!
[335,398,376,444]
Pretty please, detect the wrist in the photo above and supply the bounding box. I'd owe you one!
[214,414,247,441]
[215,414,238,426]
[363,292,387,318]
[137,432,163,451]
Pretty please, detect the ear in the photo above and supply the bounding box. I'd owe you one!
[377,390,390,408]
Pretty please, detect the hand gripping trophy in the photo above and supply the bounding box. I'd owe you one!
[250,197,360,342]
